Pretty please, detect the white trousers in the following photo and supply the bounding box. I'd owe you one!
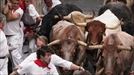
[6,32,24,67]
[0,58,8,75]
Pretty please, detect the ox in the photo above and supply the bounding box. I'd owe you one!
[87,10,133,74]
[54,10,95,33]
[38,4,82,39]
[88,9,123,44]
[48,20,87,74]
[83,9,122,75]
[98,1,134,35]
[96,32,134,75]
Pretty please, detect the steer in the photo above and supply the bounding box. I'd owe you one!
[86,9,123,46]
[48,20,87,65]
[38,4,82,40]
[48,20,87,75]
[96,32,134,75]
[99,1,134,35]
[85,9,122,75]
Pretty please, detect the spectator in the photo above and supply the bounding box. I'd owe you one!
[22,0,43,60]
[0,13,9,75]
[3,0,24,68]
[24,0,42,24]
[10,46,85,75]
[43,0,61,15]
[29,35,48,52]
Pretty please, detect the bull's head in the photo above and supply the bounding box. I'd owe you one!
[60,39,78,62]
[101,36,119,75]
[96,34,132,75]
[86,20,106,45]
[48,39,87,64]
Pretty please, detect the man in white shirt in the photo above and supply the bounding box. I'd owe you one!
[24,0,42,23]
[0,13,9,75]
[10,46,84,75]
[3,0,24,67]
[43,0,61,15]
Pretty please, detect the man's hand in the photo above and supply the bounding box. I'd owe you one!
[79,66,85,71]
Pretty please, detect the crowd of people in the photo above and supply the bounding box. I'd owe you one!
[0,0,86,75]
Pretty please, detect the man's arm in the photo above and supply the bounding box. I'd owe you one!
[70,63,85,71]
[10,71,19,75]
[51,54,85,71]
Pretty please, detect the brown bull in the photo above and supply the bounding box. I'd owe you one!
[96,32,134,75]
[49,20,86,65]
[86,9,122,46]
[85,9,127,75]
[86,20,106,45]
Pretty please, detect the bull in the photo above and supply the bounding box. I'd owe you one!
[48,20,86,64]
[38,3,82,40]
[83,9,122,75]
[98,1,134,35]
[96,32,134,75]
[47,20,87,75]
[85,9,125,46]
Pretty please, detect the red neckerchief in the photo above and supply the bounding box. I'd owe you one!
[34,59,50,69]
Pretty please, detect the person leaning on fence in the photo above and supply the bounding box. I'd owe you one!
[10,46,85,75]
[0,13,9,75]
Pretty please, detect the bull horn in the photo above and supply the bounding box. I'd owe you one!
[54,15,59,19]
[63,15,71,20]
[105,24,121,29]
[120,18,124,25]
[77,40,87,46]
[75,23,87,26]
[117,45,131,50]
[54,15,71,20]
[88,45,103,49]
[47,40,60,46]
[96,67,104,75]
[71,14,87,26]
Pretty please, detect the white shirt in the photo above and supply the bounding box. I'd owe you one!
[43,0,61,15]
[3,8,23,35]
[18,61,59,75]
[0,30,9,57]
[27,4,40,21]
[52,0,61,8]
[19,53,72,70]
